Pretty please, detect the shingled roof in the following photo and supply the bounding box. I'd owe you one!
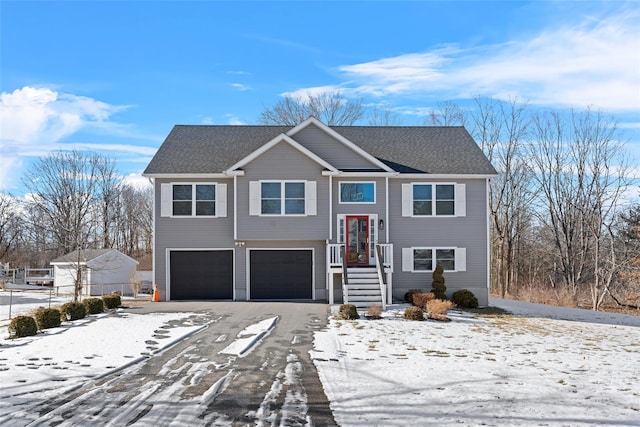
[143,124,497,175]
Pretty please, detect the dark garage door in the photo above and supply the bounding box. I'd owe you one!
[170,250,233,300]
[250,250,312,300]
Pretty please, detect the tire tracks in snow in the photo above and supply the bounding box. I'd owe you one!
[24,303,336,426]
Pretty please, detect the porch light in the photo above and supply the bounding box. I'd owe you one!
[379,219,385,230]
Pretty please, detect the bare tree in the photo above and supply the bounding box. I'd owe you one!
[259,91,365,126]
[470,97,533,297]
[367,107,404,126]
[0,193,22,261]
[22,150,119,301]
[115,184,153,257]
[425,100,467,127]
[529,108,631,309]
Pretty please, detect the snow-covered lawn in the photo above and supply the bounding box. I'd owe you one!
[310,299,640,426]
[1,289,639,426]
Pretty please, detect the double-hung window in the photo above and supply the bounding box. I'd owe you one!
[402,183,465,217]
[402,247,466,272]
[160,182,227,218]
[172,184,216,216]
[258,181,306,215]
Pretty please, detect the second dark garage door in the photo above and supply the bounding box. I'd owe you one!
[250,250,313,300]
[170,250,233,300]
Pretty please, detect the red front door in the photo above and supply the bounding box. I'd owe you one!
[346,216,369,265]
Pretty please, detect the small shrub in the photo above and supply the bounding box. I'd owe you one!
[452,289,479,308]
[83,297,104,315]
[60,302,87,321]
[366,304,383,319]
[411,292,435,309]
[34,308,61,330]
[404,306,424,321]
[8,315,38,338]
[431,264,447,300]
[338,304,360,320]
[426,299,454,321]
[102,293,122,309]
[404,289,422,303]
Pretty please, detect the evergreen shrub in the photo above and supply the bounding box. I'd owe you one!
[34,308,61,330]
[8,315,38,338]
[60,302,86,321]
[83,297,104,315]
[452,289,479,309]
[102,293,121,309]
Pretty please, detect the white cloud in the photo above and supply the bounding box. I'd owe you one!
[0,86,153,193]
[230,83,251,91]
[225,114,246,125]
[0,86,124,146]
[292,7,640,113]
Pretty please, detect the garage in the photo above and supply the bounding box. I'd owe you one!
[250,250,313,300]
[170,250,233,300]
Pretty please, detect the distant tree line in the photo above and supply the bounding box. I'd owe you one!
[0,150,152,270]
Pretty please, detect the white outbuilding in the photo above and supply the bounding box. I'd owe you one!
[50,249,139,296]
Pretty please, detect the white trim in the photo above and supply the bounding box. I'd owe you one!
[486,177,492,294]
[338,181,376,204]
[143,173,235,179]
[329,175,333,240]
[305,181,317,215]
[233,175,238,239]
[286,117,395,173]
[455,183,466,217]
[332,171,398,177]
[217,183,227,218]
[254,180,311,217]
[403,182,461,218]
[403,247,466,273]
[385,176,389,243]
[392,173,497,179]
[249,181,260,216]
[165,248,236,301]
[162,182,224,218]
[246,247,315,301]
[151,177,157,300]
[161,183,172,217]
[338,214,378,265]
[224,133,339,174]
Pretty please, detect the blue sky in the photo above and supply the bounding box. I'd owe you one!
[1,1,639,195]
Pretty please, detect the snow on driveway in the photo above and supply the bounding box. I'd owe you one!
[3,291,640,426]
[310,300,640,426]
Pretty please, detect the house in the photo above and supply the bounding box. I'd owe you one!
[143,117,497,307]
[50,249,139,296]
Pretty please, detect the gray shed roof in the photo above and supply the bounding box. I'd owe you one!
[143,124,497,175]
[50,249,137,265]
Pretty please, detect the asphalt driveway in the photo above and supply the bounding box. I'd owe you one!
[31,301,337,426]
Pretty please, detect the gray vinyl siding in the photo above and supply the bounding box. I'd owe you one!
[234,240,327,301]
[293,124,381,170]
[388,178,489,304]
[236,141,329,240]
[153,177,235,297]
[332,177,388,243]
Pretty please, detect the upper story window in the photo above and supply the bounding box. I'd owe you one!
[160,182,227,218]
[339,182,375,204]
[249,180,317,217]
[261,181,305,215]
[402,183,465,217]
[172,184,216,216]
